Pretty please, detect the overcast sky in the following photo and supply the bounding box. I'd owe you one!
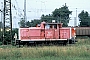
[0,0,90,28]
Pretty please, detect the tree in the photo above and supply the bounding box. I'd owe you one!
[26,21,31,27]
[41,14,55,23]
[3,28,18,45]
[18,18,26,28]
[78,10,90,27]
[52,4,72,26]
[30,19,41,27]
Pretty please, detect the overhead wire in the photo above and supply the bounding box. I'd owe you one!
[11,0,24,28]
[13,0,24,17]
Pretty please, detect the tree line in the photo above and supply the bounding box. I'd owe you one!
[19,5,90,27]
[18,4,72,27]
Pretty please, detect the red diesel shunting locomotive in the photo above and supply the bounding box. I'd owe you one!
[17,21,76,45]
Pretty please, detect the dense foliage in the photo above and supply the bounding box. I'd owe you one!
[18,18,26,28]
[0,27,18,45]
[52,5,72,26]
[41,14,55,23]
[78,10,90,27]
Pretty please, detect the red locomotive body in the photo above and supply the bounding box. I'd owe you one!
[18,22,76,45]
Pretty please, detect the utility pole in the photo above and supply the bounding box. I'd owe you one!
[3,0,12,44]
[74,17,76,27]
[24,0,27,22]
[76,8,77,26]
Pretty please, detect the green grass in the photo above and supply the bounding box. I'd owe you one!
[0,38,90,60]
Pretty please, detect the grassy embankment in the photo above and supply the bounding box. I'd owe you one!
[0,38,90,60]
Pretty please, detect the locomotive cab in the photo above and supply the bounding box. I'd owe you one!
[43,23,63,39]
